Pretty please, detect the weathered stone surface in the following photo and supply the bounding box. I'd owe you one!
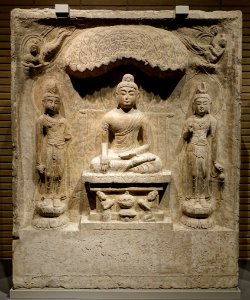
[13,226,238,289]
[65,25,188,73]
[11,8,241,291]
[82,171,171,184]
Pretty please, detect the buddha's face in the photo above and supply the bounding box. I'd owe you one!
[117,86,138,110]
[44,96,60,115]
[194,97,210,116]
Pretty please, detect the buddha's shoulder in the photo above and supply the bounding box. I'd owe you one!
[101,109,119,121]
[102,108,145,120]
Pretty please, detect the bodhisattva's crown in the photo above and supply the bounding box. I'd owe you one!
[194,81,211,102]
[43,81,60,100]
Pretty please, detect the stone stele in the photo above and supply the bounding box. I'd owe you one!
[11,8,241,297]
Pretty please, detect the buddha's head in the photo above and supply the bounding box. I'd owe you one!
[116,74,139,110]
[42,80,60,116]
[192,82,211,116]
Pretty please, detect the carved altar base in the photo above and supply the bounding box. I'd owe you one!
[82,171,171,223]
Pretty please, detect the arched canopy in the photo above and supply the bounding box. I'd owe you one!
[64,25,188,75]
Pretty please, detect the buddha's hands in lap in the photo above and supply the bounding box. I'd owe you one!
[119,151,136,160]
[101,158,110,173]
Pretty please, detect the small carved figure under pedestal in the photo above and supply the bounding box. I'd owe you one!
[92,187,163,222]
[91,74,162,174]
[96,191,114,221]
[181,82,224,229]
[118,191,137,221]
[84,169,171,223]
[138,190,158,222]
[32,79,72,229]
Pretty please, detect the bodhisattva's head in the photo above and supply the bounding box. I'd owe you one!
[43,95,60,116]
[193,96,211,116]
[42,81,60,116]
[192,82,211,116]
[116,74,139,110]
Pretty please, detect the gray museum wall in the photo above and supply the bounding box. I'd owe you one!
[0,0,249,260]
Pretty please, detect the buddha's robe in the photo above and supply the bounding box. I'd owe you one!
[91,108,162,173]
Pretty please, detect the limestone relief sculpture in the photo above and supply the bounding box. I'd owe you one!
[11,9,241,291]
[91,74,162,174]
[181,81,224,229]
[32,79,72,229]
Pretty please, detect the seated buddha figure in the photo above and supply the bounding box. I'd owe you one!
[91,74,162,174]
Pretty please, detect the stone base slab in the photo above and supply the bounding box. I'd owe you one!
[13,224,238,289]
[10,288,241,300]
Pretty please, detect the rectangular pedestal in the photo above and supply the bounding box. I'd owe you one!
[13,223,238,290]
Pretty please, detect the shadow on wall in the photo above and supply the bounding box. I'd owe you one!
[239,260,250,300]
[68,59,185,99]
[0,260,12,298]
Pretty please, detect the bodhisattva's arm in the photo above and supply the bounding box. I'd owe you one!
[209,116,217,162]
[64,120,72,142]
[36,117,45,174]
[182,118,193,141]
[210,116,224,175]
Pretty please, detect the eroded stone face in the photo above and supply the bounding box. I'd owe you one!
[11,9,241,289]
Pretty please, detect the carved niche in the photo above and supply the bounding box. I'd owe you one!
[13,12,238,230]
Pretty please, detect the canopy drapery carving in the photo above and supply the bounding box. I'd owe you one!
[64,25,189,73]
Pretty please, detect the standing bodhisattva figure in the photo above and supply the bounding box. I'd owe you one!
[35,79,71,221]
[182,82,217,201]
[181,81,224,228]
